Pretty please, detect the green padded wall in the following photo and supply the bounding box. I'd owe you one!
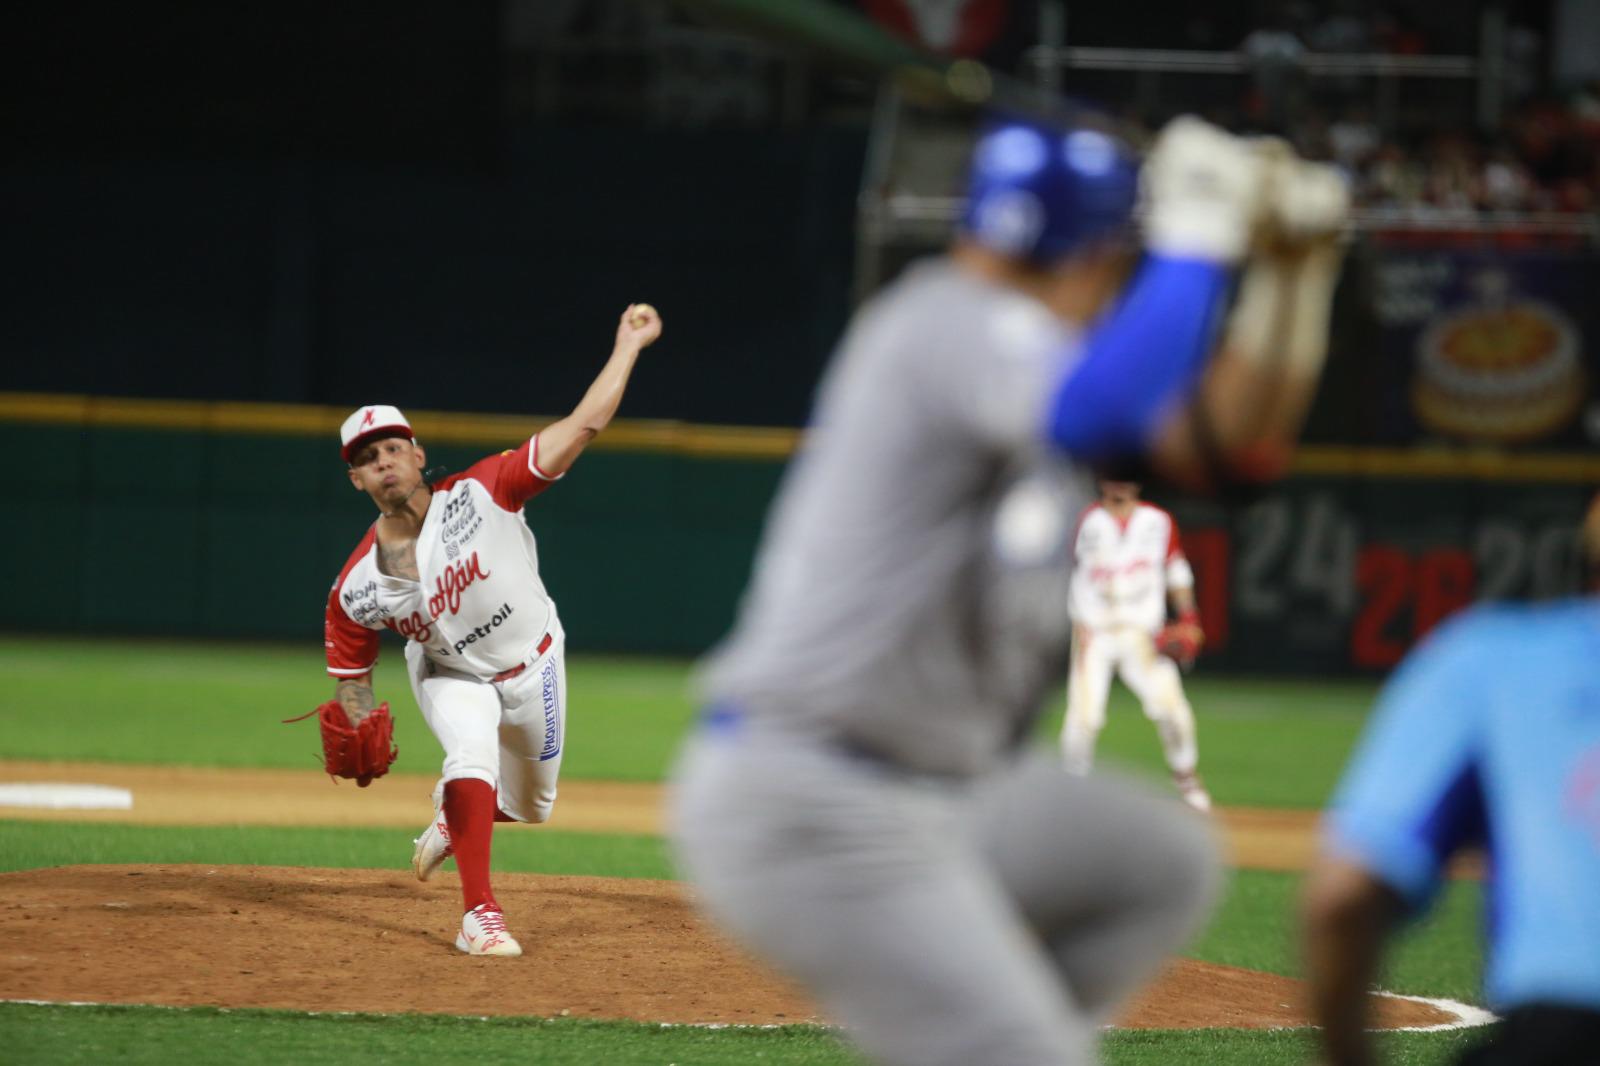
[4,421,1590,673]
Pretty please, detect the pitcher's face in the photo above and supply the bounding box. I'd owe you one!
[348,436,427,509]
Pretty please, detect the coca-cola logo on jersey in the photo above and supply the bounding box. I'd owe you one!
[428,551,491,618]
[441,495,484,560]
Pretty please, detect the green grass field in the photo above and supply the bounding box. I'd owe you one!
[0,636,1488,1064]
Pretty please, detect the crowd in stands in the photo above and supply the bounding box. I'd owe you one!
[1114,88,1600,219]
[1111,4,1600,218]
[1243,4,1598,216]
[1298,90,1600,217]
[514,0,1600,218]
[1114,86,1600,219]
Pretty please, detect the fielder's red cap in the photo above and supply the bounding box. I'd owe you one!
[340,404,414,463]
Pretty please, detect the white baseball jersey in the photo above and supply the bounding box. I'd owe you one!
[1068,503,1193,633]
[325,436,563,682]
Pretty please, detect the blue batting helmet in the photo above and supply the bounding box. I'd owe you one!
[960,114,1139,264]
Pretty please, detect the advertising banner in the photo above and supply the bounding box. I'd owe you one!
[1362,234,1600,450]
[1169,477,1592,675]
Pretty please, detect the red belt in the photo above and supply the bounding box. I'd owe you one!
[491,632,553,682]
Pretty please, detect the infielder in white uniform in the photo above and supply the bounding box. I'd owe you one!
[323,304,662,956]
[1063,479,1210,810]
[671,114,1348,1066]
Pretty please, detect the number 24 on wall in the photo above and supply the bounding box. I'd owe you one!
[1228,494,1582,669]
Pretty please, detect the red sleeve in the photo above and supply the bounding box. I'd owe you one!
[1159,508,1184,562]
[1071,503,1100,558]
[433,436,560,512]
[325,530,382,678]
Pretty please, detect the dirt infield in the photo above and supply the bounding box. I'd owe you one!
[0,864,1463,1031]
[0,760,1488,1031]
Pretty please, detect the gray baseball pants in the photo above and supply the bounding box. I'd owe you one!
[670,724,1221,1066]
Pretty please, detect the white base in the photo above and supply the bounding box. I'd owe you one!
[0,783,133,810]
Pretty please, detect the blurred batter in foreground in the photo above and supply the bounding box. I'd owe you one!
[672,111,1348,1066]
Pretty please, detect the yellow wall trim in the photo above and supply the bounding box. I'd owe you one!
[0,392,800,462]
[1,391,1595,481]
[1290,446,1600,483]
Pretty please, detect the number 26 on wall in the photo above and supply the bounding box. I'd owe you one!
[1350,521,1580,669]
[1350,546,1473,669]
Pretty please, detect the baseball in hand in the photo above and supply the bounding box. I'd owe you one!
[629,303,657,327]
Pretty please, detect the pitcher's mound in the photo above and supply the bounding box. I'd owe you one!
[0,865,1469,1030]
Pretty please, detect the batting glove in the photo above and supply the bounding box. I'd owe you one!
[1141,117,1265,264]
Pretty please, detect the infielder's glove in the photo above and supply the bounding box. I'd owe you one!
[1156,612,1204,670]
[284,701,398,787]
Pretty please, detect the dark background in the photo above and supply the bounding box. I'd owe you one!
[4,1,1598,670]
[4,0,1587,432]
[3,2,867,425]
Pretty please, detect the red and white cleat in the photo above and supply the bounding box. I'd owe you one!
[456,903,522,957]
[411,779,454,882]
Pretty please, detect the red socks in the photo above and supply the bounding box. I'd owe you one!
[442,778,498,912]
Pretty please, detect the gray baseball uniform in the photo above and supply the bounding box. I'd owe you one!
[702,259,1089,774]
[671,259,1222,1065]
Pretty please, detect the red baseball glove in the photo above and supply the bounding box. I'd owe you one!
[284,700,398,787]
[1156,611,1205,670]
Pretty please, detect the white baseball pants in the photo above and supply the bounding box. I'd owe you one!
[404,621,567,824]
[1061,624,1199,777]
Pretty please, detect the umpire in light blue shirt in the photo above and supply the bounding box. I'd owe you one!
[1304,592,1600,1065]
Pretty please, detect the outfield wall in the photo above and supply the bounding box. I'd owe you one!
[7,393,1596,673]
[3,408,780,656]
[1167,475,1592,674]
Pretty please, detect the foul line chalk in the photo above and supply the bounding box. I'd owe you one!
[1371,991,1499,1033]
[2,996,1495,1033]
[0,784,133,810]
[0,1000,805,1028]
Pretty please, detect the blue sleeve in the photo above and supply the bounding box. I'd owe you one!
[1046,255,1231,459]
[1324,612,1493,910]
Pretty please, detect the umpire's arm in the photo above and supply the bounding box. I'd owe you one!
[1301,611,1491,1066]
[1302,858,1405,1066]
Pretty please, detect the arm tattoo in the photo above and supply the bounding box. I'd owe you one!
[376,539,420,581]
[335,678,376,724]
